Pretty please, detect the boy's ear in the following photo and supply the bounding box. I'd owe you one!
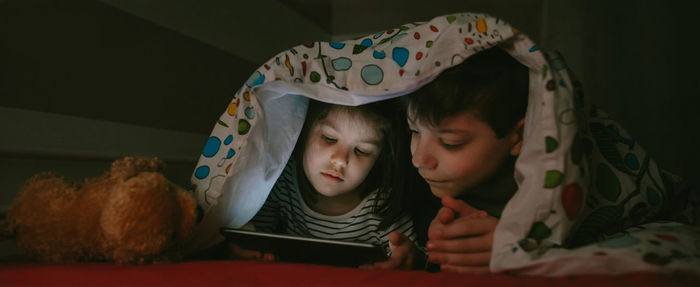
[509,118,525,156]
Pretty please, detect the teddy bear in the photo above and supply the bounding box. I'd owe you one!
[0,156,199,264]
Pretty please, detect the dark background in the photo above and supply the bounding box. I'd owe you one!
[1,0,699,209]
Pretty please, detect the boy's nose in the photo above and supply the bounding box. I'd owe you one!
[411,141,437,169]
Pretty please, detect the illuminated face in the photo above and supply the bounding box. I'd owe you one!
[302,108,384,199]
[407,110,522,198]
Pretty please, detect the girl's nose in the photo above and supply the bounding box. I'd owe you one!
[411,139,437,169]
[330,149,348,170]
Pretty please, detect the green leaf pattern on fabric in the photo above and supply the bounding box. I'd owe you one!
[595,163,621,202]
[545,136,559,153]
[544,170,563,188]
[527,221,553,241]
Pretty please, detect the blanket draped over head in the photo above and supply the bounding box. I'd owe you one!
[188,12,699,276]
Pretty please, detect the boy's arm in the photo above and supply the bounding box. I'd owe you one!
[426,196,497,274]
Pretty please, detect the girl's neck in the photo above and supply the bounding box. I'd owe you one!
[302,188,363,216]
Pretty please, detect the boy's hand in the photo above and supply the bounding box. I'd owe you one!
[427,196,497,274]
[359,231,419,270]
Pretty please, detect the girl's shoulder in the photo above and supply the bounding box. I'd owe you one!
[270,158,300,198]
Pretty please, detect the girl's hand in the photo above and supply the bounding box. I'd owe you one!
[225,223,277,261]
[226,242,277,261]
[359,231,420,270]
[426,196,496,274]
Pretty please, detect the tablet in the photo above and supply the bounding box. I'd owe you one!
[219,227,388,267]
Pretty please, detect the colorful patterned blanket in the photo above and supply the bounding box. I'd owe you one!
[187,12,700,276]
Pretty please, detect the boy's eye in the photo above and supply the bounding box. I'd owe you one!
[354,147,370,156]
[408,128,419,134]
[321,135,337,143]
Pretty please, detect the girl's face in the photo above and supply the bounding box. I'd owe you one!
[302,108,384,199]
[407,110,522,199]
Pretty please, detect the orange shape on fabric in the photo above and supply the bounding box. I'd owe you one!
[476,19,487,33]
[653,234,678,242]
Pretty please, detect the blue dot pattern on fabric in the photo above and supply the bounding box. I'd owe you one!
[245,71,265,88]
[373,50,386,59]
[194,165,210,179]
[224,135,233,145]
[202,137,221,158]
[332,57,352,71]
[392,47,409,67]
[360,38,372,47]
[227,148,236,159]
[625,153,639,170]
[360,64,383,85]
[245,107,256,119]
[329,42,345,49]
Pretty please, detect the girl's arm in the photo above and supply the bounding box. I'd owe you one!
[225,189,282,260]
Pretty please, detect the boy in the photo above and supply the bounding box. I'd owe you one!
[406,46,529,273]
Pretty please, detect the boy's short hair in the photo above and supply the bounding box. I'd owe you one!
[407,47,529,138]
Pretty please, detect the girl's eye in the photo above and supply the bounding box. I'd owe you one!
[321,135,337,143]
[440,142,464,150]
[354,147,370,156]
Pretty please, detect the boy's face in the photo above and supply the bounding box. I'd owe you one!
[303,109,383,198]
[407,110,521,198]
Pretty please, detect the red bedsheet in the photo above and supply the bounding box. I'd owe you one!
[0,260,696,287]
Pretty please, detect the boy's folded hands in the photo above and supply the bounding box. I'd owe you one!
[426,196,498,274]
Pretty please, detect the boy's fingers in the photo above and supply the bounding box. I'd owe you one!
[428,217,446,240]
[437,207,456,224]
[428,250,491,266]
[440,216,498,239]
[441,196,480,217]
[426,233,493,253]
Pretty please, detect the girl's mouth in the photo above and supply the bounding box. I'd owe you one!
[321,172,343,182]
[423,177,446,185]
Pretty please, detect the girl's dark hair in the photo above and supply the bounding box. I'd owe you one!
[294,98,410,229]
[406,46,529,138]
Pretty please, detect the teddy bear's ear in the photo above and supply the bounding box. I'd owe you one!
[109,157,165,180]
[174,188,198,240]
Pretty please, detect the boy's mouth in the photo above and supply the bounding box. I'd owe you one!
[321,172,343,182]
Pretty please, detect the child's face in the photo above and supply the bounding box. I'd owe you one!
[407,110,521,199]
[302,108,384,198]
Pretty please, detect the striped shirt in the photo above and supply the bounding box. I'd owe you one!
[251,158,416,253]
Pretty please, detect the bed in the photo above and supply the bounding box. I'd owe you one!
[0,260,696,287]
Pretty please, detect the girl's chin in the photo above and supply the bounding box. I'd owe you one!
[429,187,460,199]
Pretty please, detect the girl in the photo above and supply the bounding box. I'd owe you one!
[233,98,421,269]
